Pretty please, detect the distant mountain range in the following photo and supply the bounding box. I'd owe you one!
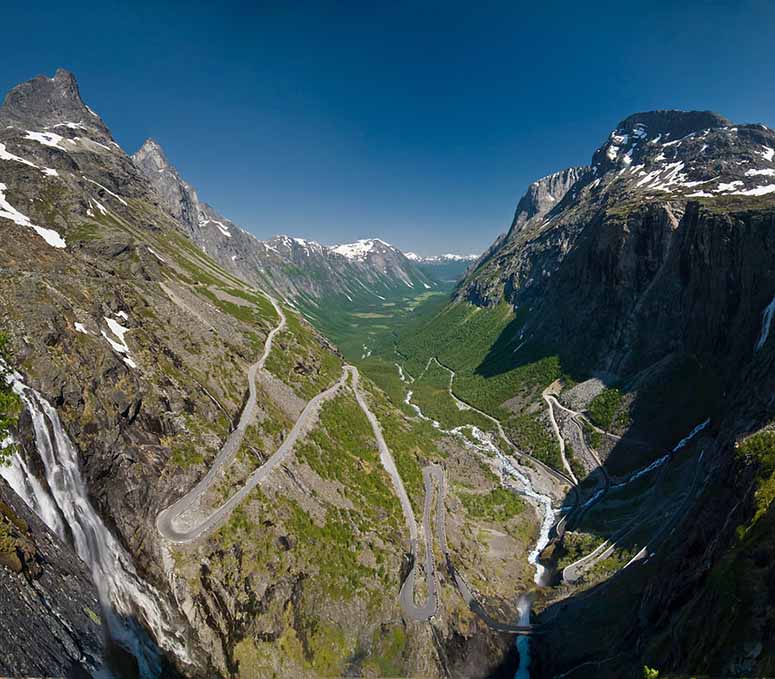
[405,252,479,263]
[132,139,476,305]
[404,251,479,282]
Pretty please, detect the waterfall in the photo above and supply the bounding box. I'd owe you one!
[1,365,189,677]
[515,594,532,679]
[755,294,775,351]
[1,437,67,537]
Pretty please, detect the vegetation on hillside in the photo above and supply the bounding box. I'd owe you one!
[458,487,524,522]
[0,332,21,465]
[394,300,563,415]
[295,391,404,528]
[408,359,497,432]
[362,379,442,511]
[265,308,343,400]
[556,531,606,571]
[504,413,563,470]
[736,429,775,536]
[587,388,624,429]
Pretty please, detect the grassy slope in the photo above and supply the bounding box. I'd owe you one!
[264,306,343,400]
[394,299,563,416]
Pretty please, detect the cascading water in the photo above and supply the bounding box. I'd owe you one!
[515,594,532,679]
[0,363,189,678]
[399,363,558,679]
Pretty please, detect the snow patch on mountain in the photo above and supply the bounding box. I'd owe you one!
[101,316,137,369]
[83,177,128,205]
[405,252,478,263]
[0,142,38,168]
[201,217,231,238]
[24,130,70,149]
[331,238,391,260]
[745,168,775,177]
[0,182,66,248]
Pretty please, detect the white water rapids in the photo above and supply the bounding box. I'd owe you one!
[1,364,189,678]
[515,594,532,679]
[402,382,556,585]
[400,367,552,678]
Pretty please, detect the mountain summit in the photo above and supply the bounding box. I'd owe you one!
[0,68,111,137]
[132,138,203,238]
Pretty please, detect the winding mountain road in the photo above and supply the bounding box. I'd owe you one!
[543,389,579,484]
[423,463,536,634]
[156,297,439,620]
[430,357,578,494]
[351,368,439,621]
[156,297,365,542]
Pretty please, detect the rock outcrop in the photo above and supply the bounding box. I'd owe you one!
[0,476,104,678]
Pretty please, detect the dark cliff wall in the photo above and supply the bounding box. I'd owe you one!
[0,476,105,677]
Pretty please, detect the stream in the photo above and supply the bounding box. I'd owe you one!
[399,365,555,677]
[1,363,189,678]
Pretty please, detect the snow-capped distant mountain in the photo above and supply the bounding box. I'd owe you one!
[403,251,480,282]
[132,140,435,303]
[328,238,434,290]
[404,252,479,263]
[331,238,392,260]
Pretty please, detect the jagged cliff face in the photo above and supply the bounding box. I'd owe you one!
[509,166,591,235]
[0,70,523,679]
[132,139,435,303]
[449,110,775,677]
[460,110,775,372]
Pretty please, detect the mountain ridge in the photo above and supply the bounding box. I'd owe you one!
[131,138,439,305]
[0,69,524,678]
[399,107,775,677]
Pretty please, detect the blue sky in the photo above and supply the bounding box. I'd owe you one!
[2,1,775,255]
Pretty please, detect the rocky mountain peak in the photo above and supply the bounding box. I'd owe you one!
[132,138,174,174]
[0,68,108,134]
[510,166,590,235]
[618,109,730,139]
[591,109,735,173]
[460,107,775,308]
[131,137,201,235]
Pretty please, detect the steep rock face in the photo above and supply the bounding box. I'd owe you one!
[460,110,775,371]
[131,139,435,303]
[509,166,590,235]
[132,138,201,238]
[450,110,775,677]
[0,476,104,678]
